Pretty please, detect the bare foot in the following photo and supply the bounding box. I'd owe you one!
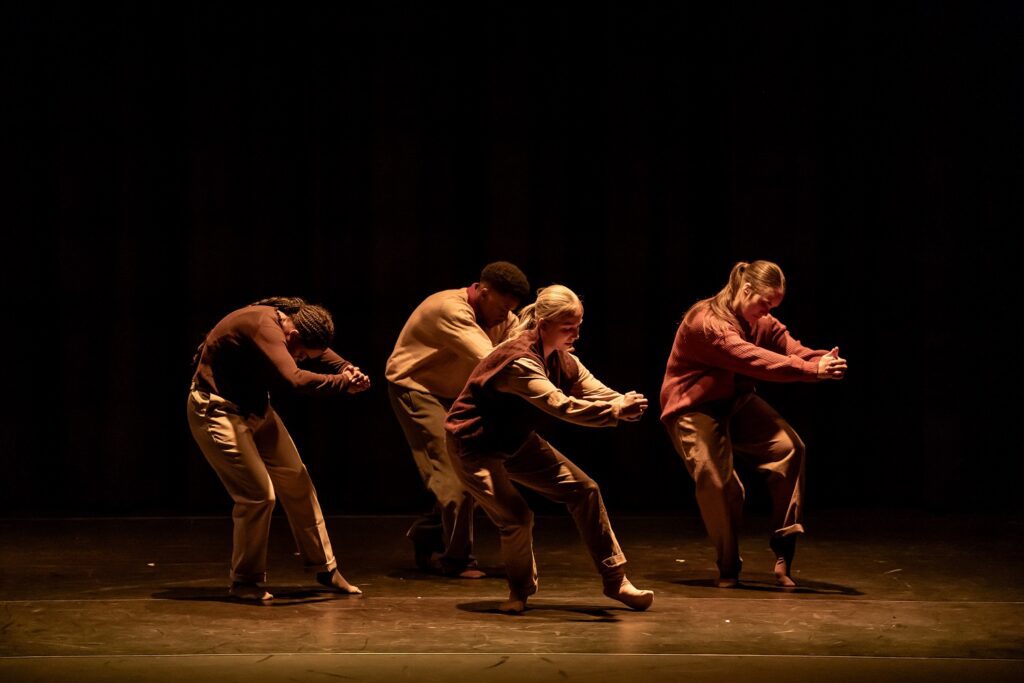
[774,558,797,587]
[603,577,654,611]
[229,582,273,603]
[316,569,362,595]
[716,576,739,589]
[441,564,487,579]
[770,535,797,587]
[456,568,486,579]
[498,591,527,614]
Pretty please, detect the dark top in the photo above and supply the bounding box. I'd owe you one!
[445,329,581,454]
[192,305,352,416]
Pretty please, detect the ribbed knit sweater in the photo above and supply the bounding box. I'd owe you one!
[659,306,827,426]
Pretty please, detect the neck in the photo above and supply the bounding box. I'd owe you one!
[467,283,484,324]
[538,333,558,360]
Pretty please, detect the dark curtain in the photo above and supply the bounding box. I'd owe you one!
[4,1,1020,515]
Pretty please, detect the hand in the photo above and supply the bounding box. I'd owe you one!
[616,391,649,422]
[817,347,847,380]
[342,365,371,393]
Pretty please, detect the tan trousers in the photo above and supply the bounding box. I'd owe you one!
[667,393,805,578]
[449,432,627,598]
[388,383,475,568]
[186,387,337,583]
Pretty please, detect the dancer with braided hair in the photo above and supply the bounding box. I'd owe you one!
[445,285,654,614]
[660,261,847,589]
[187,297,370,603]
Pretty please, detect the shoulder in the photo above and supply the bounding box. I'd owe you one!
[434,289,474,317]
[681,307,725,342]
[407,289,476,327]
[414,288,466,311]
[220,305,276,333]
[509,355,546,376]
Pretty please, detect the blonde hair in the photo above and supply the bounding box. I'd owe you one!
[507,284,583,340]
[686,260,786,334]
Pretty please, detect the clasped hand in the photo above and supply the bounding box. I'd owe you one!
[617,391,649,421]
[817,347,847,380]
[342,365,371,393]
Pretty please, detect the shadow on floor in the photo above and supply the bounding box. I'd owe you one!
[669,576,864,595]
[385,565,508,581]
[457,599,624,622]
[151,586,363,606]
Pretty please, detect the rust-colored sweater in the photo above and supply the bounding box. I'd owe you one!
[192,305,353,416]
[659,307,826,426]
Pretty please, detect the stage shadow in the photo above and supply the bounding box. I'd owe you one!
[385,565,507,581]
[457,600,623,622]
[151,586,362,606]
[670,577,863,596]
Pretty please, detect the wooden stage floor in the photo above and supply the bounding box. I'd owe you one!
[1,510,1021,682]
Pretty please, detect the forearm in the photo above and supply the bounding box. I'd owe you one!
[494,360,620,427]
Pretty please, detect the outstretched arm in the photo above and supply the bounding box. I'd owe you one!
[254,320,353,394]
[575,358,647,421]
[689,325,821,383]
[492,358,625,427]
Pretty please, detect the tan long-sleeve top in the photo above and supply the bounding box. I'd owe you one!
[446,328,627,453]
[385,286,517,399]
[491,356,627,427]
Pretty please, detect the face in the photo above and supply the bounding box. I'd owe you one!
[736,284,784,327]
[539,310,583,356]
[288,339,326,363]
[476,286,521,328]
[282,322,326,363]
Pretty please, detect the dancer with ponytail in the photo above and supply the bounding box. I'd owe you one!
[187,297,370,603]
[445,285,654,614]
[660,261,847,588]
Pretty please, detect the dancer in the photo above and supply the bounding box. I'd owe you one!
[386,262,530,577]
[445,284,653,613]
[187,296,370,603]
[659,261,846,588]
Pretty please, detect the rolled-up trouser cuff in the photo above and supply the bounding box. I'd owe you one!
[305,559,338,574]
[601,553,627,568]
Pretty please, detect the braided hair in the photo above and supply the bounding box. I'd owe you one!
[251,297,335,349]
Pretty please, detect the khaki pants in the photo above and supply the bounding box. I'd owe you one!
[667,393,805,578]
[186,387,337,583]
[388,383,475,568]
[448,432,626,598]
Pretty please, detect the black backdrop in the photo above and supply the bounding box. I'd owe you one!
[4,2,1020,516]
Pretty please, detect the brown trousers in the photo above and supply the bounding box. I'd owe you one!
[448,432,626,598]
[186,387,337,583]
[388,383,476,568]
[667,393,805,577]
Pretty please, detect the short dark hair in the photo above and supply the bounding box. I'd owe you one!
[480,261,530,302]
